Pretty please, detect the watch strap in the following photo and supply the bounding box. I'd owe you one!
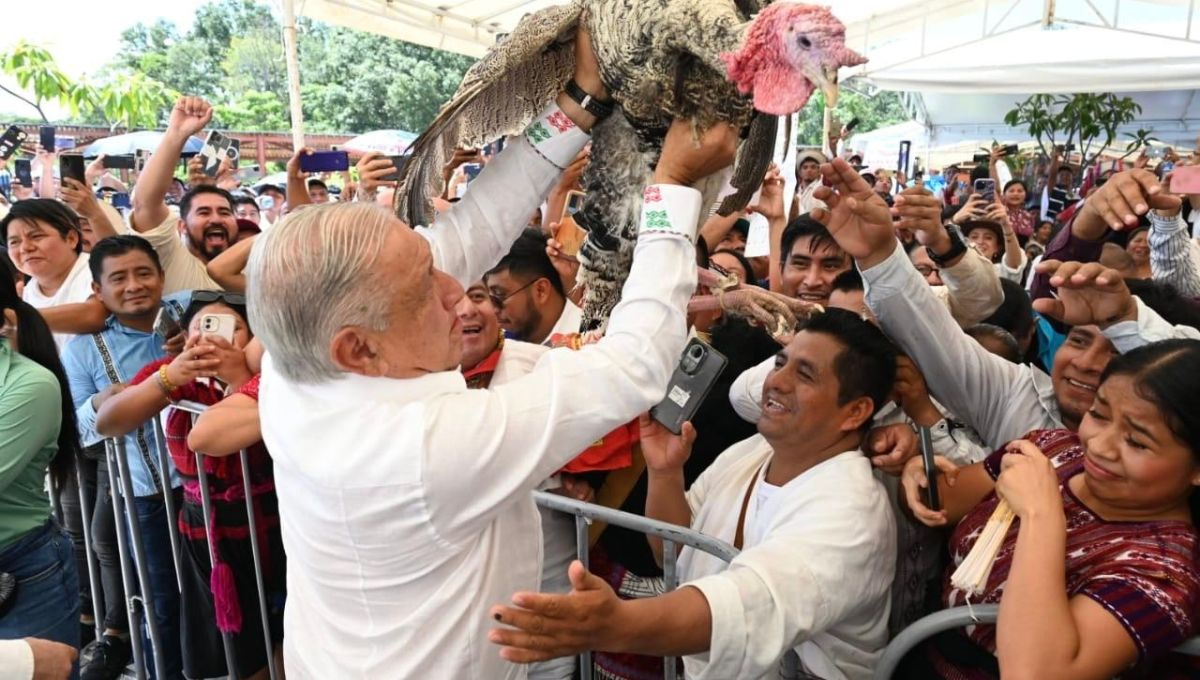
[927,224,968,267]
[564,79,614,120]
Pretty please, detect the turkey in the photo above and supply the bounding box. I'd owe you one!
[396,0,865,331]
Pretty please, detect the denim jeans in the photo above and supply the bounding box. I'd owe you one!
[123,494,183,680]
[0,521,81,679]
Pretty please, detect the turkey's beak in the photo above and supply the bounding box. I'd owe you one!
[819,68,840,107]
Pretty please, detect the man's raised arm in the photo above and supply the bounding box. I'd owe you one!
[130,96,213,233]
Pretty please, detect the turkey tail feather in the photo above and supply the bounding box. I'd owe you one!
[395,1,583,225]
[716,113,779,216]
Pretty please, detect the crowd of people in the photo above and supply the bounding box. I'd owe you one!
[3,27,1200,680]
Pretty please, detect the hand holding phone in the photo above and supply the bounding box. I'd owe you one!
[0,126,27,162]
[59,155,86,185]
[650,339,729,435]
[973,178,996,203]
[919,426,940,511]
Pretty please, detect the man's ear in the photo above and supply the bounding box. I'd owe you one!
[330,326,388,377]
[838,396,875,434]
[92,281,101,296]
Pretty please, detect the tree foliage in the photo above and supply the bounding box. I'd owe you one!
[795,87,909,147]
[0,40,176,129]
[1004,93,1144,169]
[95,0,477,134]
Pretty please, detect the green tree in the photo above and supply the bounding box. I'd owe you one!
[1004,93,1144,169]
[214,90,288,130]
[0,41,92,122]
[794,88,909,147]
[223,28,288,102]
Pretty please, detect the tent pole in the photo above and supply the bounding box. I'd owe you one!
[282,0,306,151]
[823,106,834,158]
[1042,0,1056,26]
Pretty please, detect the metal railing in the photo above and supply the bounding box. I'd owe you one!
[872,604,1200,679]
[532,491,740,680]
[84,399,278,680]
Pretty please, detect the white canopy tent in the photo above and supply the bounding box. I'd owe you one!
[277,0,1200,148]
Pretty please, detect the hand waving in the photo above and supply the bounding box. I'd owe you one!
[1032,260,1137,329]
[811,158,895,268]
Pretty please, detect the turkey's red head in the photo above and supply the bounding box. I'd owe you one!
[722,4,867,115]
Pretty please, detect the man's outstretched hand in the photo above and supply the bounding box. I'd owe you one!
[811,158,896,269]
[489,560,624,663]
[1032,260,1137,329]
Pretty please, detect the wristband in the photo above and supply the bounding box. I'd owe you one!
[524,103,591,169]
[639,184,702,242]
[563,79,614,120]
[927,224,968,267]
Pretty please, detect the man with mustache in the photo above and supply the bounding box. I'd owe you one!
[129,96,235,294]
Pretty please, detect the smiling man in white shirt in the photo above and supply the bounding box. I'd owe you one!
[244,31,737,679]
[488,308,898,680]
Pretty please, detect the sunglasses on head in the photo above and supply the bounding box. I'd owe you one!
[191,290,246,307]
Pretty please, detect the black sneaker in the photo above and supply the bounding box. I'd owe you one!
[81,634,132,680]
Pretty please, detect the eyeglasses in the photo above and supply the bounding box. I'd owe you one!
[191,290,246,306]
[488,278,541,309]
[914,265,937,277]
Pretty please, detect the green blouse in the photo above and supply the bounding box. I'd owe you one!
[0,338,62,548]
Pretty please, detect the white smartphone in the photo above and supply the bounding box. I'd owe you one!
[199,314,236,343]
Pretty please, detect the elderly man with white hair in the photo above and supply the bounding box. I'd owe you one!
[244,31,737,680]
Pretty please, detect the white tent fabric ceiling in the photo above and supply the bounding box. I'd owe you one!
[292,0,1200,145]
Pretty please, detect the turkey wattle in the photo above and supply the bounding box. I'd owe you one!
[396,0,865,331]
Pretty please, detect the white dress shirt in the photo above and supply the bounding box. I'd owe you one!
[0,639,33,680]
[258,106,702,680]
[679,436,895,680]
[22,251,95,352]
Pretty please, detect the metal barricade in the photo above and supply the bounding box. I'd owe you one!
[105,439,164,680]
[532,491,740,680]
[872,604,1200,679]
[173,399,279,680]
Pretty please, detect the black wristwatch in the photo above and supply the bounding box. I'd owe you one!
[926,224,968,267]
[564,79,614,120]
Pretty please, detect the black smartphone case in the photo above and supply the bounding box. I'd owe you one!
[650,339,729,435]
[0,126,27,161]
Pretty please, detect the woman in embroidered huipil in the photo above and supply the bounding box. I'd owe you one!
[900,339,1200,680]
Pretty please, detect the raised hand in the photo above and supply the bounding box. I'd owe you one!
[356,151,398,198]
[748,163,786,222]
[952,193,989,226]
[901,454,960,527]
[1031,260,1136,329]
[811,157,895,268]
[60,178,100,218]
[893,186,949,251]
[167,96,214,139]
[1074,168,1179,238]
[638,413,696,473]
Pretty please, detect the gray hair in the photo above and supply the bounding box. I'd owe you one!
[247,202,396,383]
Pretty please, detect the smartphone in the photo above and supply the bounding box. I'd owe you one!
[0,126,27,161]
[225,138,240,167]
[298,150,349,173]
[200,131,232,177]
[844,117,860,133]
[972,153,991,164]
[1064,143,1076,152]
[134,149,149,174]
[381,154,409,182]
[973,178,996,203]
[563,190,585,219]
[897,140,911,176]
[1003,143,1019,156]
[13,159,32,187]
[463,162,482,182]
[103,154,137,170]
[111,192,131,210]
[1170,165,1200,194]
[39,125,55,152]
[650,339,729,435]
[199,313,236,343]
[153,307,182,340]
[919,426,940,511]
[59,154,86,185]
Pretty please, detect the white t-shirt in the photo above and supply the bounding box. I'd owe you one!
[23,251,94,353]
[138,215,221,294]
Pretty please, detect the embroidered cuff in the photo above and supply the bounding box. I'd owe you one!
[524,103,591,169]
[639,184,702,242]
